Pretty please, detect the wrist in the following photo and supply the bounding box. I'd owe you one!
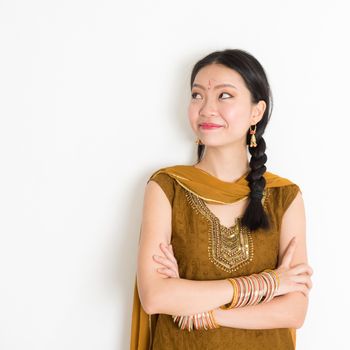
[212,308,226,327]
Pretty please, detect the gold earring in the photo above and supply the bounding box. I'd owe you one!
[249,124,257,147]
[195,137,203,145]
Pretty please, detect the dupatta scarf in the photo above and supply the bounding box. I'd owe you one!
[130,165,295,350]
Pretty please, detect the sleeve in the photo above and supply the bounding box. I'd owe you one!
[147,171,175,207]
[281,183,302,216]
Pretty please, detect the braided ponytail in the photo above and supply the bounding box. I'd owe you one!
[197,143,205,163]
[191,48,273,232]
[241,134,270,231]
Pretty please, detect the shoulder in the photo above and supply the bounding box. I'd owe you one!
[265,170,301,192]
[147,164,179,186]
[146,164,180,206]
[265,170,300,188]
[265,170,303,216]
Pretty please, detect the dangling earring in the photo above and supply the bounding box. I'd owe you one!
[249,124,257,147]
[195,137,203,145]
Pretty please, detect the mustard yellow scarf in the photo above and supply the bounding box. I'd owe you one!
[129,165,295,350]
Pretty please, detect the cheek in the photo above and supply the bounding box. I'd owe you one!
[188,104,199,127]
[188,103,197,116]
[220,104,250,126]
[219,107,251,139]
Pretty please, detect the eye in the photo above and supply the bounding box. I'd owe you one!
[191,92,201,99]
[191,91,233,100]
[220,92,232,99]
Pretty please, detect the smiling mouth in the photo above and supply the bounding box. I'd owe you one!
[199,123,224,129]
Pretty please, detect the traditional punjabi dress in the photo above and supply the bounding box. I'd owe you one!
[130,165,301,350]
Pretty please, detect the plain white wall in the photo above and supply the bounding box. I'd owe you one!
[0,0,349,349]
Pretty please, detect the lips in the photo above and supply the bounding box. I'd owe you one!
[199,122,224,129]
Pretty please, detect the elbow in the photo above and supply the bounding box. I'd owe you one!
[289,292,309,329]
[140,284,163,315]
[140,289,157,315]
[143,294,158,315]
[140,278,180,315]
[294,311,308,329]
[294,320,304,330]
[137,282,156,315]
[142,301,154,315]
[144,278,172,314]
[137,274,166,315]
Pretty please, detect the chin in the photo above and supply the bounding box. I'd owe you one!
[199,141,227,147]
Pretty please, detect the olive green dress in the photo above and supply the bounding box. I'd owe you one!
[148,170,301,350]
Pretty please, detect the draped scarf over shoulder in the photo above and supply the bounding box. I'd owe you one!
[148,165,294,204]
[130,165,296,350]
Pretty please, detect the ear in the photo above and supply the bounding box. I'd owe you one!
[251,100,266,124]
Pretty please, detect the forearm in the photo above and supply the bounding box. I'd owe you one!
[147,277,233,315]
[214,292,309,329]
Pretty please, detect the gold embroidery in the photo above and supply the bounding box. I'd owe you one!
[184,188,270,273]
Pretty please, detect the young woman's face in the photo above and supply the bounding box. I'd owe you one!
[188,63,265,147]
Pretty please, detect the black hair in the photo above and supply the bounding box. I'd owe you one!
[190,48,273,231]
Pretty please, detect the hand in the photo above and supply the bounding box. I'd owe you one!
[153,242,180,278]
[273,236,313,298]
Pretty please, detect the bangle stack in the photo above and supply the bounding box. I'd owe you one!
[171,269,280,331]
[220,269,280,310]
[172,309,220,331]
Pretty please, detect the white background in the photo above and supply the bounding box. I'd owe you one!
[0,1,348,349]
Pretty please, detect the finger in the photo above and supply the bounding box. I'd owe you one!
[156,267,170,278]
[168,245,176,260]
[158,272,169,279]
[160,243,177,264]
[153,255,175,270]
[290,263,313,276]
[281,237,297,267]
[158,267,179,278]
[297,284,309,297]
[292,275,313,289]
[160,245,177,265]
[162,243,175,256]
[157,267,176,278]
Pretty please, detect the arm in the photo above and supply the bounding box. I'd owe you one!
[137,180,235,315]
[214,292,305,329]
[138,182,309,329]
[214,190,309,329]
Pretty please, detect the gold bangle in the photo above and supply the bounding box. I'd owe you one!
[264,269,280,288]
[208,309,220,329]
[220,278,238,310]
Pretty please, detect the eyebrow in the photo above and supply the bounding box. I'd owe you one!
[192,83,238,90]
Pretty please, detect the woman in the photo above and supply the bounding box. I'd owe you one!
[130,48,313,349]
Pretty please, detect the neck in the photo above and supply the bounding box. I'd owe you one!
[194,143,250,182]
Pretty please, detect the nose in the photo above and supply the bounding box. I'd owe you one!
[199,96,218,118]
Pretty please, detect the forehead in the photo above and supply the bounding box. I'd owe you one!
[193,64,244,87]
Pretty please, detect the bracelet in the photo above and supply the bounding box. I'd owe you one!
[264,269,280,288]
[172,309,220,331]
[220,278,239,310]
[172,269,279,331]
[220,269,279,310]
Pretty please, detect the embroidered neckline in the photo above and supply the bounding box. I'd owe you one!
[184,188,270,273]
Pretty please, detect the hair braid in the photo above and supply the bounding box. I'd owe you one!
[197,143,205,162]
[240,132,270,231]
